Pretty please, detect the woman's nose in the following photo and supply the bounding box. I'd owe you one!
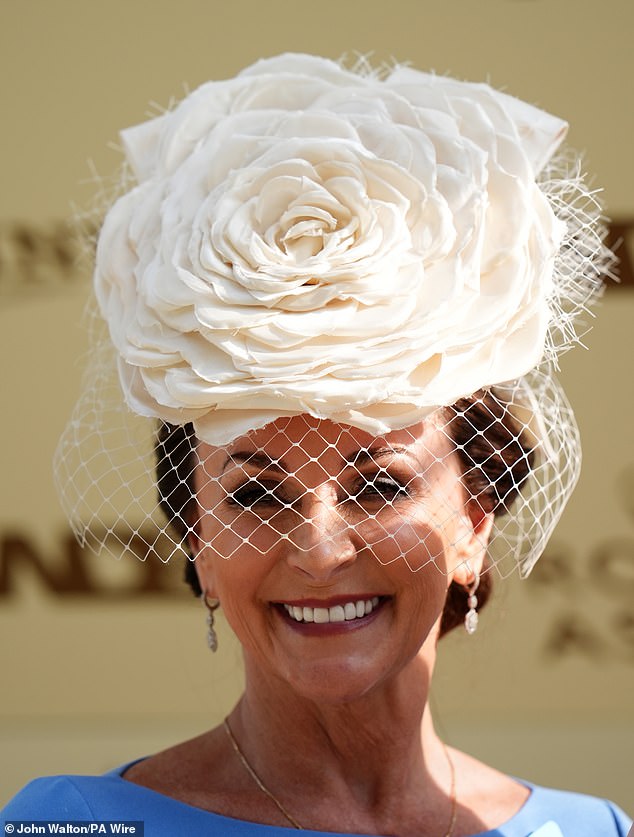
[284,490,356,580]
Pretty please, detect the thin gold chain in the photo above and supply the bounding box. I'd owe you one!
[223,716,457,836]
[223,718,304,829]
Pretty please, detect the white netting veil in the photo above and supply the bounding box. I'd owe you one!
[54,54,612,583]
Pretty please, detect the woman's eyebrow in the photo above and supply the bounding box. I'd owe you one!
[346,445,412,466]
[221,451,287,474]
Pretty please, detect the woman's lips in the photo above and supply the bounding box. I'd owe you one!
[273,596,388,632]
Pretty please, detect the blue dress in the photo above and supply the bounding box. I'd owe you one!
[2,761,631,837]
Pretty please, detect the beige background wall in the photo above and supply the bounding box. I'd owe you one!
[1,0,633,813]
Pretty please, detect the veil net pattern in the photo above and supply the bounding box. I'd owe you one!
[53,60,613,580]
[55,343,581,578]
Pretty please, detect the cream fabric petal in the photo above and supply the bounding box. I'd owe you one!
[238,53,363,85]
[194,408,299,446]
[120,113,169,182]
[492,89,568,175]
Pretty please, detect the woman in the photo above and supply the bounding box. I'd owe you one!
[2,54,631,835]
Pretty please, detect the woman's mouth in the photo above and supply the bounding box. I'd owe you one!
[282,596,380,624]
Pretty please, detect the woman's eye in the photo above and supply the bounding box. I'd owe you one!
[352,475,410,503]
[226,481,287,510]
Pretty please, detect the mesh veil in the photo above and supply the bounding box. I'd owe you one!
[54,346,581,578]
[53,57,613,580]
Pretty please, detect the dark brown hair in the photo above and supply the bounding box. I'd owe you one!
[438,389,535,635]
[155,389,535,637]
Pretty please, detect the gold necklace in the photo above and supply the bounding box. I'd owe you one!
[223,717,458,837]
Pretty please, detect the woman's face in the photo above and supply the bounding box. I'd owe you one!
[193,415,491,703]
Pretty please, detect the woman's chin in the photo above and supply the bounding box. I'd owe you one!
[270,640,433,706]
[278,660,395,705]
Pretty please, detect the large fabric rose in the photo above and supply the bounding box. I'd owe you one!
[95,53,567,444]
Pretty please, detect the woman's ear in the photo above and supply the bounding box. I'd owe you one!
[192,549,218,600]
[187,515,218,598]
[187,526,202,562]
[452,500,494,585]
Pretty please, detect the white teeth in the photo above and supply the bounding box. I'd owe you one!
[283,597,381,624]
[329,605,345,623]
[344,602,357,621]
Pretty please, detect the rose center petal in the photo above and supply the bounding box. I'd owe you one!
[281,218,331,259]
[276,198,343,261]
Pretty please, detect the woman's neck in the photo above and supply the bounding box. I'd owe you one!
[229,652,452,832]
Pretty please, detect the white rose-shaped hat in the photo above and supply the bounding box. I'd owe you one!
[95,53,572,444]
[55,54,611,576]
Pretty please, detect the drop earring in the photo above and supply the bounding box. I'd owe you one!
[203,594,220,652]
[464,570,480,635]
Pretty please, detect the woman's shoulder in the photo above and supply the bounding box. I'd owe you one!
[455,749,631,836]
[1,765,207,828]
[1,764,278,836]
[511,781,632,836]
[1,774,96,819]
[1,767,143,820]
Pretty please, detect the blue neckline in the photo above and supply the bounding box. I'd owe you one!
[105,758,539,837]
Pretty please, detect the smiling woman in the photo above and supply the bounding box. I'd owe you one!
[2,53,631,837]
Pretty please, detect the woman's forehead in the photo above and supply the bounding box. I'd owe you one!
[198,414,451,474]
